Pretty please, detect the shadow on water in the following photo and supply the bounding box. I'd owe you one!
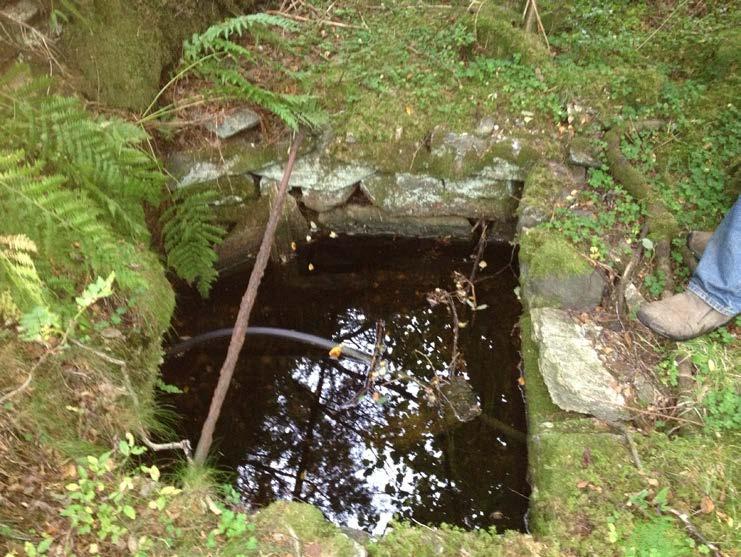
[161,236,529,535]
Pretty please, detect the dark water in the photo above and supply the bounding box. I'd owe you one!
[161,237,528,534]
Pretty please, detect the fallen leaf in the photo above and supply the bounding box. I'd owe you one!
[329,231,338,239]
[290,241,297,251]
[100,327,123,339]
[577,480,589,489]
[647,478,659,487]
[308,263,315,271]
[517,376,526,386]
[700,495,715,514]
[478,260,488,269]
[328,345,343,359]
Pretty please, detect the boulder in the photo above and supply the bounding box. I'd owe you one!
[530,308,630,421]
[474,116,498,138]
[568,138,602,168]
[517,162,575,232]
[257,154,375,212]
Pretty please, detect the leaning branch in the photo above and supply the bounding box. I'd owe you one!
[193,130,305,465]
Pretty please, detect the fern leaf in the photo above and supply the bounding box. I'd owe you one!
[0,233,45,310]
[161,188,226,297]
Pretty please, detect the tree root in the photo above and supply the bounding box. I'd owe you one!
[605,125,679,299]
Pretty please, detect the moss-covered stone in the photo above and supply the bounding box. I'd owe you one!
[517,162,574,230]
[62,0,253,111]
[63,0,170,111]
[472,5,550,66]
[519,228,591,280]
[518,228,605,310]
[254,501,361,556]
[370,525,553,557]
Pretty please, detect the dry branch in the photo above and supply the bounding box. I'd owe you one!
[194,130,305,465]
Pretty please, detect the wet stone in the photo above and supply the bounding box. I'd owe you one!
[317,205,473,239]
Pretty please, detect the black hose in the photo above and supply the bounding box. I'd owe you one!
[166,326,374,363]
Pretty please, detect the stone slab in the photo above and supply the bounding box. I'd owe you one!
[317,205,472,239]
[530,307,630,421]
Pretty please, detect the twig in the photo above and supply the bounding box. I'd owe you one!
[616,423,644,472]
[637,0,691,50]
[70,339,126,366]
[427,289,461,374]
[141,436,193,460]
[265,10,363,29]
[665,508,722,557]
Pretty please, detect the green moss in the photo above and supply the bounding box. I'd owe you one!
[370,525,553,557]
[254,501,358,555]
[705,27,741,80]
[472,5,550,66]
[518,162,566,221]
[62,0,252,111]
[63,0,170,111]
[519,228,591,280]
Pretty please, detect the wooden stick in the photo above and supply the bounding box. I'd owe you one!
[193,130,305,464]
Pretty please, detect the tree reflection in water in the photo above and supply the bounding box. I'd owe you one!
[162,238,528,534]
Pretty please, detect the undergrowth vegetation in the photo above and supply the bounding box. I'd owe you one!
[1,0,739,555]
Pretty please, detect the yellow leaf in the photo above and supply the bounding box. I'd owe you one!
[329,345,343,359]
[148,465,160,482]
[308,263,315,272]
[405,105,413,115]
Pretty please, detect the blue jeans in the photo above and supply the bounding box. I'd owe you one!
[688,195,741,316]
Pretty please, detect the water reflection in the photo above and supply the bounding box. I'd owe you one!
[162,238,528,534]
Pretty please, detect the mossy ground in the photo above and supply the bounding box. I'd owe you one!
[2,0,740,555]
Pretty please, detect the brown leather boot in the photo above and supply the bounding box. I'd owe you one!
[687,231,712,259]
[637,291,733,341]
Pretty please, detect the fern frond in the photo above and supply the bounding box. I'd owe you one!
[2,93,164,240]
[0,233,45,310]
[161,188,227,297]
[0,150,146,295]
[181,14,323,131]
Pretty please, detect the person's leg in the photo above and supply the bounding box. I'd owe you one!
[638,196,740,340]
[687,196,741,316]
